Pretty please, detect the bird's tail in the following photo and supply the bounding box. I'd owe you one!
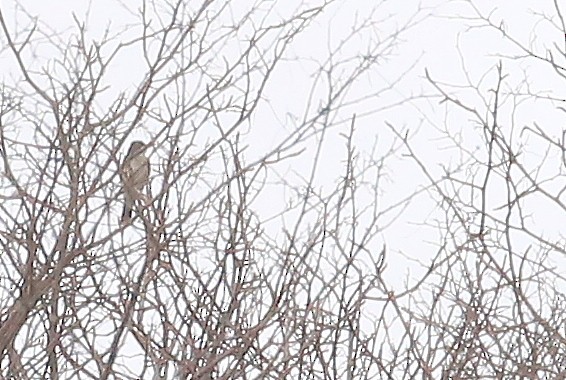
[121,204,132,223]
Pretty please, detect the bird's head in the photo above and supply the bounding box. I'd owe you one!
[127,141,147,156]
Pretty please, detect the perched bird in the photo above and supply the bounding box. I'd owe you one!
[120,141,150,223]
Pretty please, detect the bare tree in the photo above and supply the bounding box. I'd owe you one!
[0,0,427,378]
[1,0,564,379]
[384,1,566,378]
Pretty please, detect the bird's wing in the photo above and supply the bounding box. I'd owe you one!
[128,156,150,189]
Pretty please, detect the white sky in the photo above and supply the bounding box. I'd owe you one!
[1,0,565,272]
[2,0,566,281]
[1,0,566,375]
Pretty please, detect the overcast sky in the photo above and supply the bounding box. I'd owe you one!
[2,0,565,289]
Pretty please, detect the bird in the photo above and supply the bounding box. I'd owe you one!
[120,141,150,223]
